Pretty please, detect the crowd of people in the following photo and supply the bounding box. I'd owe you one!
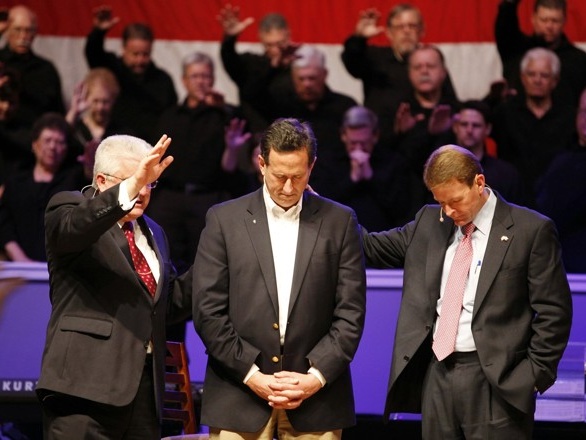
[0,1,584,272]
[0,1,577,439]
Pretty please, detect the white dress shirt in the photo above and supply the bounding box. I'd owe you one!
[435,189,496,352]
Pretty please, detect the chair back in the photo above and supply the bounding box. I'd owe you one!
[163,341,197,434]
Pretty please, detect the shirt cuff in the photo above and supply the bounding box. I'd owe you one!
[118,180,138,210]
[308,367,326,387]
[243,364,260,384]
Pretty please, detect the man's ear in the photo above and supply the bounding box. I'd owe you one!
[258,154,266,176]
[95,173,108,192]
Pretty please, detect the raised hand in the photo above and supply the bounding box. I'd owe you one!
[66,81,89,124]
[92,5,120,31]
[127,134,173,196]
[225,118,251,151]
[394,102,423,134]
[355,8,384,39]
[222,118,251,172]
[428,104,453,135]
[217,4,254,37]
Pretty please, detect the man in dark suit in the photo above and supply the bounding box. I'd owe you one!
[193,118,366,439]
[362,144,572,439]
[36,134,192,438]
[84,6,178,143]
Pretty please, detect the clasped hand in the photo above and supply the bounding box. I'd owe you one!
[247,371,322,410]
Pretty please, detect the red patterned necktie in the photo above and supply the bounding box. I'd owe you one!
[432,222,475,361]
[122,222,157,297]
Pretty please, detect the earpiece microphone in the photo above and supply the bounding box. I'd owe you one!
[439,208,444,223]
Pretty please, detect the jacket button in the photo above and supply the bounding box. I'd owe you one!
[403,355,410,361]
[271,356,279,363]
[272,323,279,330]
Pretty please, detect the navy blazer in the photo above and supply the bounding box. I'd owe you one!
[362,197,572,418]
[193,189,366,432]
[37,185,191,418]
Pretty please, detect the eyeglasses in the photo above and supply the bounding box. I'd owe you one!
[102,173,158,189]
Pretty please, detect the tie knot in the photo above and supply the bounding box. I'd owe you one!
[122,222,134,233]
[462,223,475,237]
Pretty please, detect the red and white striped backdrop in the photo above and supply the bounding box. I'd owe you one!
[7,0,586,105]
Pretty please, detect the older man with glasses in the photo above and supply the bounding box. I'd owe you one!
[36,134,193,439]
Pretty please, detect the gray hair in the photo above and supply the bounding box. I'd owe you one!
[521,47,561,78]
[181,51,214,76]
[342,106,379,131]
[292,45,326,70]
[92,135,152,188]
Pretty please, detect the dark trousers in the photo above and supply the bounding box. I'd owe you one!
[421,352,534,440]
[41,356,159,439]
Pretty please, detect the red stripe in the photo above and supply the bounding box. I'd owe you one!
[7,0,586,44]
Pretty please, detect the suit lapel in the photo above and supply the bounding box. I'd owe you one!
[425,214,455,309]
[473,198,514,317]
[245,190,279,316]
[288,193,320,316]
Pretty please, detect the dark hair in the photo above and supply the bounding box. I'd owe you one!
[31,113,70,142]
[258,13,289,33]
[534,0,566,15]
[423,144,483,190]
[457,100,492,125]
[260,118,317,165]
[122,23,154,44]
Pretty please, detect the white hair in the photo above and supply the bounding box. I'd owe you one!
[521,47,561,78]
[92,135,152,188]
[292,45,326,69]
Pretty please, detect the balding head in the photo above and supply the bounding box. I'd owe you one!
[7,5,37,54]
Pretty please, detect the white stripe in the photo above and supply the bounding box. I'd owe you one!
[31,36,586,112]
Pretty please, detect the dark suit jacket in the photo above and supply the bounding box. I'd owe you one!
[362,197,572,418]
[36,185,191,417]
[193,189,366,432]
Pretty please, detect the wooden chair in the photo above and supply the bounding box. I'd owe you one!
[163,341,197,435]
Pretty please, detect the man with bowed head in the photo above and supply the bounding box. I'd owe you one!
[362,144,572,439]
[193,118,366,439]
[37,134,192,438]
